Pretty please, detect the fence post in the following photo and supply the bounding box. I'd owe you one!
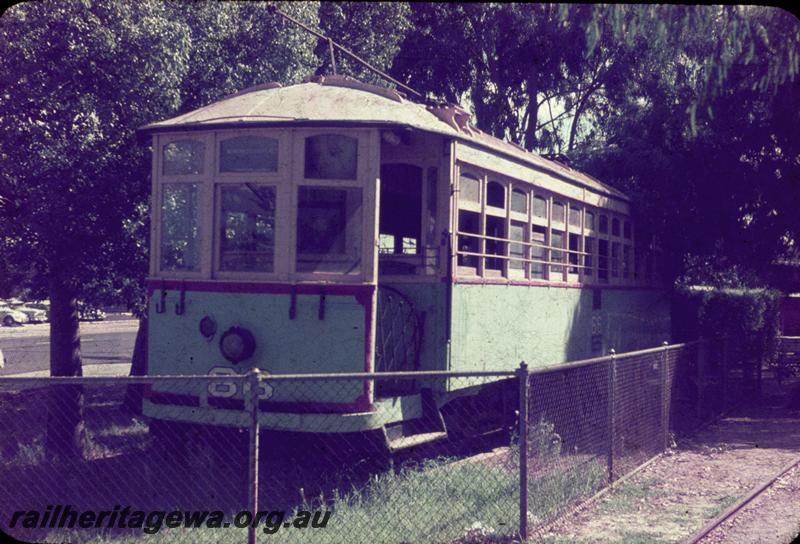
[246,369,261,544]
[661,341,670,451]
[517,361,529,542]
[696,338,706,420]
[607,349,616,484]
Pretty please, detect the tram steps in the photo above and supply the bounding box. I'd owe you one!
[388,431,448,451]
[384,387,448,452]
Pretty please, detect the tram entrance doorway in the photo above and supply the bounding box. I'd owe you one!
[375,164,423,396]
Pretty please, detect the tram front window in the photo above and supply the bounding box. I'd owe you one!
[219,184,276,272]
[160,183,200,272]
[296,186,363,274]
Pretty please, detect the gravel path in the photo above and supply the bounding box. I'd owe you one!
[536,403,800,543]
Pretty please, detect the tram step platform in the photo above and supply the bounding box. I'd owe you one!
[388,431,448,452]
[384,387,448,452]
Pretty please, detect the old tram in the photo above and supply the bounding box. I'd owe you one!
[139,76,670,453]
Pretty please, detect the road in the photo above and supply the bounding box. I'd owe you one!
[0,316,138,376]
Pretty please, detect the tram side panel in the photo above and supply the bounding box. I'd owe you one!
[378,282,449,373]
[448,283,670,373]
[144,286,372,426]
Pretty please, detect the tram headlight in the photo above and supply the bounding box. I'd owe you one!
[219,326,256,364]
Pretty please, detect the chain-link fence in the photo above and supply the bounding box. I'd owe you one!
[0,338,738,543]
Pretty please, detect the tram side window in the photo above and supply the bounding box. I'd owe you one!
[220,136,278,173]
[531,225,547,279]
[569,207,581,228]
[598,239,609,282]
[599,214,608,234]
[219,185,276,272]
[485,216,506,273]
[457,210,480,270]
[487,181,505,209]
[163,140,204,176]
[584,236,595,277]
[304,135,358,180]
[568,233,580,273]
[460,174,481,204]
[551,230,565,275]
[509,221,526,274]
[379,164,422,257]
[612,217,621,237]
[533,196,547,219]
[511,189,527,214]
[553,202,566,223]
[296,186,362,273]
[160,183,200,272]
[585,211,595,231]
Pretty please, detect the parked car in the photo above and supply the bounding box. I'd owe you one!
[13,304,48,323]
[0,305,27,327]
[77,302,106,322]
[24,301,51,322]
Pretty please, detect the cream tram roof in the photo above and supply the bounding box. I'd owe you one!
[142,76,628,202]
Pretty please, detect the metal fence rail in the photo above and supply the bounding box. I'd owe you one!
[0,338,740,543]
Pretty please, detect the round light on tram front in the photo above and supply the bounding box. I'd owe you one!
[219,326,256,364]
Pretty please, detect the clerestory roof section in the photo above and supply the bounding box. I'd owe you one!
[140,76,629,202]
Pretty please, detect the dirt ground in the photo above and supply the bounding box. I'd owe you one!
[536,385,800,544]
[699,462,800,544]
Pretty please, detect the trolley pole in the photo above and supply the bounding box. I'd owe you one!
[518,361,529,542]
[246,369,261,544]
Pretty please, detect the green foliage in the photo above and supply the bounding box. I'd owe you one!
[0,0,193,306]
[317,2,410,86]
[0,1,320,312]
[510,417,563,464]
[672,286,782,366]
[172,1,319,112]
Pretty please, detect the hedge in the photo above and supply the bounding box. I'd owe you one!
[672,286,782,370]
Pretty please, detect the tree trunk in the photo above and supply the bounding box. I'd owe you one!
[523,76,539,151]
[124,316,148,413]
[46,279,85,462]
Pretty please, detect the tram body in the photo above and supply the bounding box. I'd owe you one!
[139,76,669,445]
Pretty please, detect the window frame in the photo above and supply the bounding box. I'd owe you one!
[213,182,282,279]
[153,132,214,278]
[290,128,376,282]
[216,130,288,179]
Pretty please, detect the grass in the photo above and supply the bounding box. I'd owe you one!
[526,457,607,526]
[0,394,609,544]
[35,453,611,544]
[596,477,667,514]
[705,494,739,519]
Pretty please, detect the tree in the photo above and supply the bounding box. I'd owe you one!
[169,1,319,113]
[0,1,322,456]
[392,4,800,285]
[391,4,632,153]
[315,1,411,84]
[571,6,800,286]
[0,0,194,459]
